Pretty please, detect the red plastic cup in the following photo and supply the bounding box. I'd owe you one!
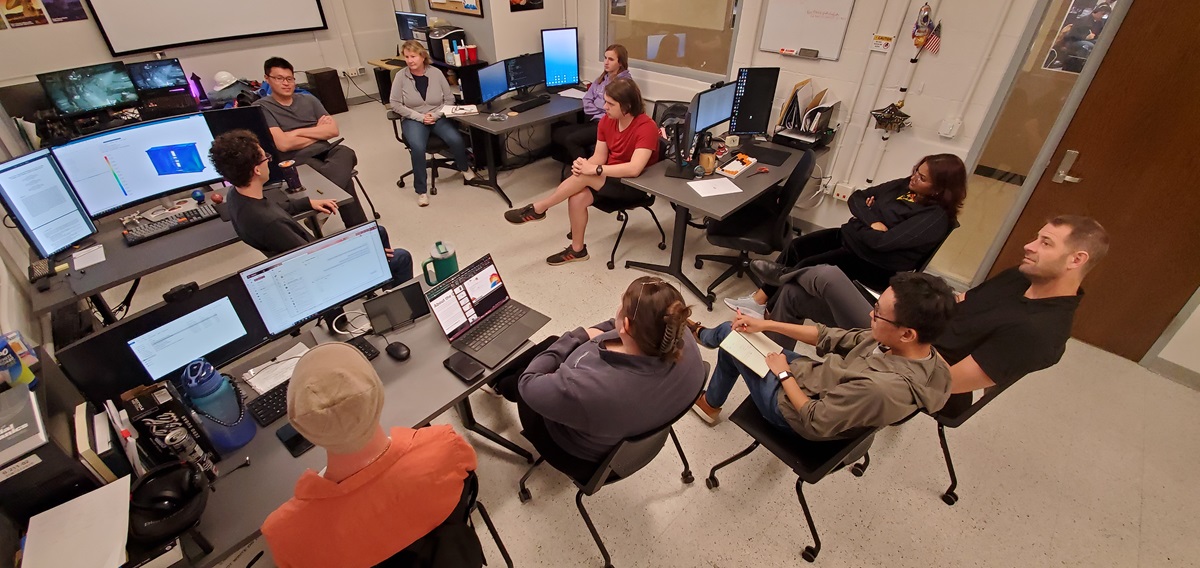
[465,45,478,63]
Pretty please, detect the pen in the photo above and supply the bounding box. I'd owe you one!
[315,189,324,195]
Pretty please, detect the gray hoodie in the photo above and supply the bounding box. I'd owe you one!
[518,319,706,462]
[389,66,455,121]
[778,325,952,440]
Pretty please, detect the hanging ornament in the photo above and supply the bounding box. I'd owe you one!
[870,101,911,133]
[912,3,934,48]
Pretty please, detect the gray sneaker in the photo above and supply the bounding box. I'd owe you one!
[723,295,765,319]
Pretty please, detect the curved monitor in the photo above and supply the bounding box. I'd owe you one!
[0,150,95,258]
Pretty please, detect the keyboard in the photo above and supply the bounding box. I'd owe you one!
[122,204,219,246]
[346,335,380,361]
[248,380,289,426]
[511,95,551,113]
[385,58,404,66]
[461,303,528,351]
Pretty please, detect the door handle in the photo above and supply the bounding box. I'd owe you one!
[1051,150,1083,184]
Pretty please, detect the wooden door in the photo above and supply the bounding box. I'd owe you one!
[989,1,1200,360]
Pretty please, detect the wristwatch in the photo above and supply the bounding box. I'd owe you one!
[596,164,604,176]
[776,371,793,382]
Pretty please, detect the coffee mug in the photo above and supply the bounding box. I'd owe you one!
[422,241,459,286]
[699,149,717,175]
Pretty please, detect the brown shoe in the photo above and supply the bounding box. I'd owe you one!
[691,392,721,425]
[685,318,704,341]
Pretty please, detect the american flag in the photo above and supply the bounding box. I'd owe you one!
[925,21,942,54]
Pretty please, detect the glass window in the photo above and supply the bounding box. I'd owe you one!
[602,0,741,81]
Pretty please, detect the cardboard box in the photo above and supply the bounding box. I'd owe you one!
[120,381,220,464]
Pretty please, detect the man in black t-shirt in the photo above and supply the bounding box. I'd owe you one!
[760,215,1109,400]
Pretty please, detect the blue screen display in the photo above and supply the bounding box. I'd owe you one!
[541,28,579,87]
[478,61,508,103]
[693,83,737,132]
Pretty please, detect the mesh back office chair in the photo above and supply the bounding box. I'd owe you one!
[705,398,876,562]
[694,149,817,302]
[387,111,458,196]
[376,471,512,568]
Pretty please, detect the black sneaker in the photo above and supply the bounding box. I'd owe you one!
[504,204,546,224]
[546,245,589,266]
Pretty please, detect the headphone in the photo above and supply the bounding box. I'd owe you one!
[128,461,210,543]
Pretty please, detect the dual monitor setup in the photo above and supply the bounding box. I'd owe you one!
[667,66,782,170]
[477,27,580,105]
[0,107,281,260]
[37,58,198,121]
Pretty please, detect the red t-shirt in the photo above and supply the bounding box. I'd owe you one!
[597,113,660,167]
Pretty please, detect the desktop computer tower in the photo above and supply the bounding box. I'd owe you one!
[304,67,348,115]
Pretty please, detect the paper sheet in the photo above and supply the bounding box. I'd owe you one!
[23,476,131,568]
[688,177,743,197]
[558,88,587,99]
[719,330,783,378]
[442,104,479,116]
[72,244,106,270]
[244,343,310,394]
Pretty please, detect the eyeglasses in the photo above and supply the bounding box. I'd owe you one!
[910,166,929,184]
[258,155,271,165]
[268,75,296,84]
[871,302,902,327]
[630,279,670,320]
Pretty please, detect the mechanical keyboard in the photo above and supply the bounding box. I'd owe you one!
[461,303,528,351]
[248,380,289,426]
[122,204,219,246]
[511,95,551,113]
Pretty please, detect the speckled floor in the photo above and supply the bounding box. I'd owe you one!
[121,102,1200,568]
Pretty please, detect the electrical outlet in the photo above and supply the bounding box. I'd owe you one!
[938,117,962,139]
[833,183,855,201]
[342,67,366,78]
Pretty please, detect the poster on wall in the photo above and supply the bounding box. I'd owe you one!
[510,0,543,12]
[1043,0,1113,74]
[610,0,627,17]
[428,0,484,19]
[41,0,87,23]
[3,0,50,28]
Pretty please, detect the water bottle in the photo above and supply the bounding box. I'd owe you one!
[179,358,255,453]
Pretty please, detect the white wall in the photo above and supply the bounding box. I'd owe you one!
[488,0,567,60]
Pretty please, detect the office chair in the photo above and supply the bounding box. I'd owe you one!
[387,111,458,196]
[705,398,876,562]
[376,471,512,568]
[850,223,959,303]
[694,149,817,302]
[516,387,702,567]
[928,382,1015,506]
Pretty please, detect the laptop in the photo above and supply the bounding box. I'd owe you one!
[426,254,550,368]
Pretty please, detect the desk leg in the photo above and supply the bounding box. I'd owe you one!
[464,127,514,207]
[90,294,118,325]
[456,397,534,462]
[625,204,713,310]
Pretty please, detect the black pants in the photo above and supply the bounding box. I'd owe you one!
[762,228,895,297]
[551,121,599,163]
[301,144,369,227]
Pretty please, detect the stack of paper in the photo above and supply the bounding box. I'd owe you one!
[719,330,784,378]
[23,476,131,568]
[244,343,310,394]
[558,88,587,99]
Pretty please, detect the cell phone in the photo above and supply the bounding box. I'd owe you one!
[276,422,314,457]
[444,352,485,383]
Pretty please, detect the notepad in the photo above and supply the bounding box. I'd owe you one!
[558,88,587,99]
[244,343,310,394]
[23,476,131,568]
[688,177,742,197]
[442,105,479,116]
[719,330,784,378]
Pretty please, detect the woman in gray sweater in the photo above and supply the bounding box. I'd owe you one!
[389,40,474,207]
[493,277,706,478]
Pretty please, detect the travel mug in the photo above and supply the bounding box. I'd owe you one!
[278,160,302,191]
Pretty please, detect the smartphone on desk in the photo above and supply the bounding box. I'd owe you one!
[276,423,314,457]
[444,351,485,383]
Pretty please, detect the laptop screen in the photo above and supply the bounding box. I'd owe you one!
[426,254,509,341]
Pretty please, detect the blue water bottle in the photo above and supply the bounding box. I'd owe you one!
[179,358,255,453]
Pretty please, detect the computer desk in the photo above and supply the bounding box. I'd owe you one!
[29,166,351,325]
[620,142,805,310]
[193,305,539,567]
[451,94,584,207]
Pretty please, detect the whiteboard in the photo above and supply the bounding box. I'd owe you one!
[85,0,327,56]
[758,0,854,61]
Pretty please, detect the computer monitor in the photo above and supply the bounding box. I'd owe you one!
[505,53,545,99]
[56,274,271,403]
[692,82,737,134]
[50,113,222,219]
[203,107,283,184]
[541,27,580,88]
[395,11,428,41]
[37,62,140,118]
[0,149,96,259]
[240,222,392,336]
[426,253,510,341]
[729,67,781,135]
[478,60,509,104]
[127,59,190,92]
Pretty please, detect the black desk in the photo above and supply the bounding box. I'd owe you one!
[193,306,540,567]
[451,94,584,207]
[30,166,351,325]
[620,142,804,309]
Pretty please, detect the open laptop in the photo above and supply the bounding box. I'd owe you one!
[426,254,550,368]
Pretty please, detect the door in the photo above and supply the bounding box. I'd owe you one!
[988,0,1200,360]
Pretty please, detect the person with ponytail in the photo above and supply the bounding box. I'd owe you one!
[491,277,705,476]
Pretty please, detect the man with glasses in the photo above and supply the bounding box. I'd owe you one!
[254,56,369,227]
[689,272,956,440]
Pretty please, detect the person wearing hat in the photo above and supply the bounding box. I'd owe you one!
[261,343,479,568]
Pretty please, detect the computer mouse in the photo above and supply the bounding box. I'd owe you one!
[385,341,411,361]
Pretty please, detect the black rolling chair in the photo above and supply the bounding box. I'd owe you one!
[387,111,458,196]
[928,382,1015,506]
[694,149,817,302]
[377,471,512,568]
[850,223,959,303]
[705,398,876,563]
[516,390,700,567]
[350,169,381,220]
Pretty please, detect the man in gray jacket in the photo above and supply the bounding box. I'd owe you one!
[691,272,956,439]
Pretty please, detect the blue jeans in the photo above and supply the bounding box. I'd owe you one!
[400,117,470,195]
[697,322,799,431]
[376,225,413,286]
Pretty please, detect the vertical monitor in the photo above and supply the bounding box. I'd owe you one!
[505,53,546,91]
[395,11,428,40]
[478,61,509,103]
[240,223,392,336]
[51,113,222,219]
[729,67,781,135]
[692,82,737,133]
[541,27,580,88]
[37,62,140,117]
[0,150,96,259]
[127,59,190,92]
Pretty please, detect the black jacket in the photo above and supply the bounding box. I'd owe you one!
[841,177,952,271]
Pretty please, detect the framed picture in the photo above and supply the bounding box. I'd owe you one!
[610,0,627,17]
[428,0,484,19]
[510,0,543,12]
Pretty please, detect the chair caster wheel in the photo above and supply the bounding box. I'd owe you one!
[705,476,719,489]
[396,180,406,188]
[681,472,694,484]
[802,546,818,562]
[695,259,704,269]
[658,242,666,250]
[941,492,958,506]
[518,488,532,503]
[607,261,615,270]
[851,464,866,477]
[431,187,437,196]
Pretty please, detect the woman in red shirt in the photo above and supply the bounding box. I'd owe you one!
[505,78,660,265]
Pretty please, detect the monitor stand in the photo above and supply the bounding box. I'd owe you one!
[142,195,199,223]
[511,87,540,101]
